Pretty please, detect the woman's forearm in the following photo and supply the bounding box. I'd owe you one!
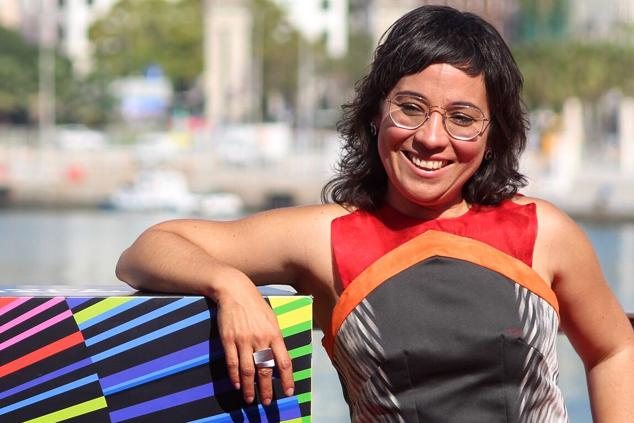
[586,345,634,422]
[116,227,246,301]
[116,225,296,406]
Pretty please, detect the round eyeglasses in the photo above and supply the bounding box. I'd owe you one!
[388,94,491,141]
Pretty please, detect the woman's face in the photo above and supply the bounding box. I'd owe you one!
[376,63,490,219]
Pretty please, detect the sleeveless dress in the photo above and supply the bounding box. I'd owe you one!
[324,200,569,423]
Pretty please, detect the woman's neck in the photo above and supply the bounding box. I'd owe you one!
[385,197,471,221]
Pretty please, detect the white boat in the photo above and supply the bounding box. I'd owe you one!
[108,169,243,216]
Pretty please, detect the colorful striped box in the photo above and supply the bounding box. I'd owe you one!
[0,286,313,422]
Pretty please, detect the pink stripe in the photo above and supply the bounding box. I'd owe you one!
[0,297,65,335]
[0,309,73,351]
[0,297,32,318]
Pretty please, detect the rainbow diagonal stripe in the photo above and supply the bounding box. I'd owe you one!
[0,288,313,422]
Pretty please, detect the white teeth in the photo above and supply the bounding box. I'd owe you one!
[409,154,447,170]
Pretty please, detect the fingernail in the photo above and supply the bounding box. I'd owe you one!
[263,398,271,406]
[234,382,240,390]
[285,388,294,396]
[246,396,254,404]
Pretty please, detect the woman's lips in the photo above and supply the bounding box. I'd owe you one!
[403,151,451,171]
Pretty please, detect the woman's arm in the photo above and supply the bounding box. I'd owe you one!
[535,200,634,422]
[116,204,343,406]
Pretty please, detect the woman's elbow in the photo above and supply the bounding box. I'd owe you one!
[115,248,141,289]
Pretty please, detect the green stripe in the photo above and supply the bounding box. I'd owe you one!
[272,297,312,315]
[296,392,311,404]
[288,344,312,359]
[293,368,311,382]
[301,416,312,423]
[73,297,133,325]
[24,397,108,423]
[281,320,312,337]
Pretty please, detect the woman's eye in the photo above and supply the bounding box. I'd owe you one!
[448,113,476,126]
[399,103,425,115]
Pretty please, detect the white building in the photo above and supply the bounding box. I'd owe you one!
[202,0,349,127]
[55,0,118,74]
[274,0,349,58]
[203,0,255,126]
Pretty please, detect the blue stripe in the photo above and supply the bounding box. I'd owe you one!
[103,354,209,395]
[79,298,150,330]
[0,358,92,401]
[92,310,210,363]
[188,396,301,423]
[66,297,92,309]
[110,383,214,422]
[85,297,204,346]
[0,374,99,415]
[100,342,210,390]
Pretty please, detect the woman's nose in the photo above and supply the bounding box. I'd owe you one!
[413,111,450,149]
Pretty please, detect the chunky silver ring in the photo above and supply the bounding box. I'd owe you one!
[253,348,275,368]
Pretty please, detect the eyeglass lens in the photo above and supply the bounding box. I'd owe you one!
[389,94,486,140]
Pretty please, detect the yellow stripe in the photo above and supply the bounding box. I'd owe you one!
[24,396,108,423]
[275,305,311,330]
[268,297,302,309]
[73,297,133,325]
[281,418,304,423]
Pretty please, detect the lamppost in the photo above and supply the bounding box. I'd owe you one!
[38,0,56,150]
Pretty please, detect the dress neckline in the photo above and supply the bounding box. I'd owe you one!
[376,202,477,230]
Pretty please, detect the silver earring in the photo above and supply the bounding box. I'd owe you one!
[369,122,377,136]
[484,149,493,161]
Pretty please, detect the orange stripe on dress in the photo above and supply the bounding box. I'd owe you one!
[324,230,558,358]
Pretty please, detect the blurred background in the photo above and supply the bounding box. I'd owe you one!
[0,0,633,421]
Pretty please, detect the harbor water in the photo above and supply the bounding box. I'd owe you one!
[1,209,632,422]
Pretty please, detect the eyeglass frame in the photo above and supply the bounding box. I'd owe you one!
[386,94,492,141]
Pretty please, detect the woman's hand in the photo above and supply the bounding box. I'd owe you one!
[216,278,295,406]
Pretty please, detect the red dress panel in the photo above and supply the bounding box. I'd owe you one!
[332,200,538,289]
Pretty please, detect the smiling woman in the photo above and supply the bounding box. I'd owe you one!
[116,5,634,422]
[375,65,490,218]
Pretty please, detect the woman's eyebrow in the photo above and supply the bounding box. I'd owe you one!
[449,101,483,110]
[394,91,484,111]
[394,90,428,101]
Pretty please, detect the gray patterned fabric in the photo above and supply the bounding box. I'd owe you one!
[331,257,569,423]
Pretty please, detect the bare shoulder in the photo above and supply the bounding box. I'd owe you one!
[239,203,353,300]
[512,195,585,242]
[515,196,634,365]
[512,195,592,284]
[224,203,352,264]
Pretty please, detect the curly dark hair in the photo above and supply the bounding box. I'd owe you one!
[322,5,528,210]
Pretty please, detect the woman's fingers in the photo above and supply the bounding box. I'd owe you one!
[218,297,295,406]
[255,364,275,406]
[238,344,257,403]
[271,337,295,396]
[224,342,241,391]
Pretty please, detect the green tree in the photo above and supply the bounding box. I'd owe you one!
[0,26,38,123]
[0,26,88,124]
[89,0,203,91]
[513,41,634,110]
[56,71,116,126]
